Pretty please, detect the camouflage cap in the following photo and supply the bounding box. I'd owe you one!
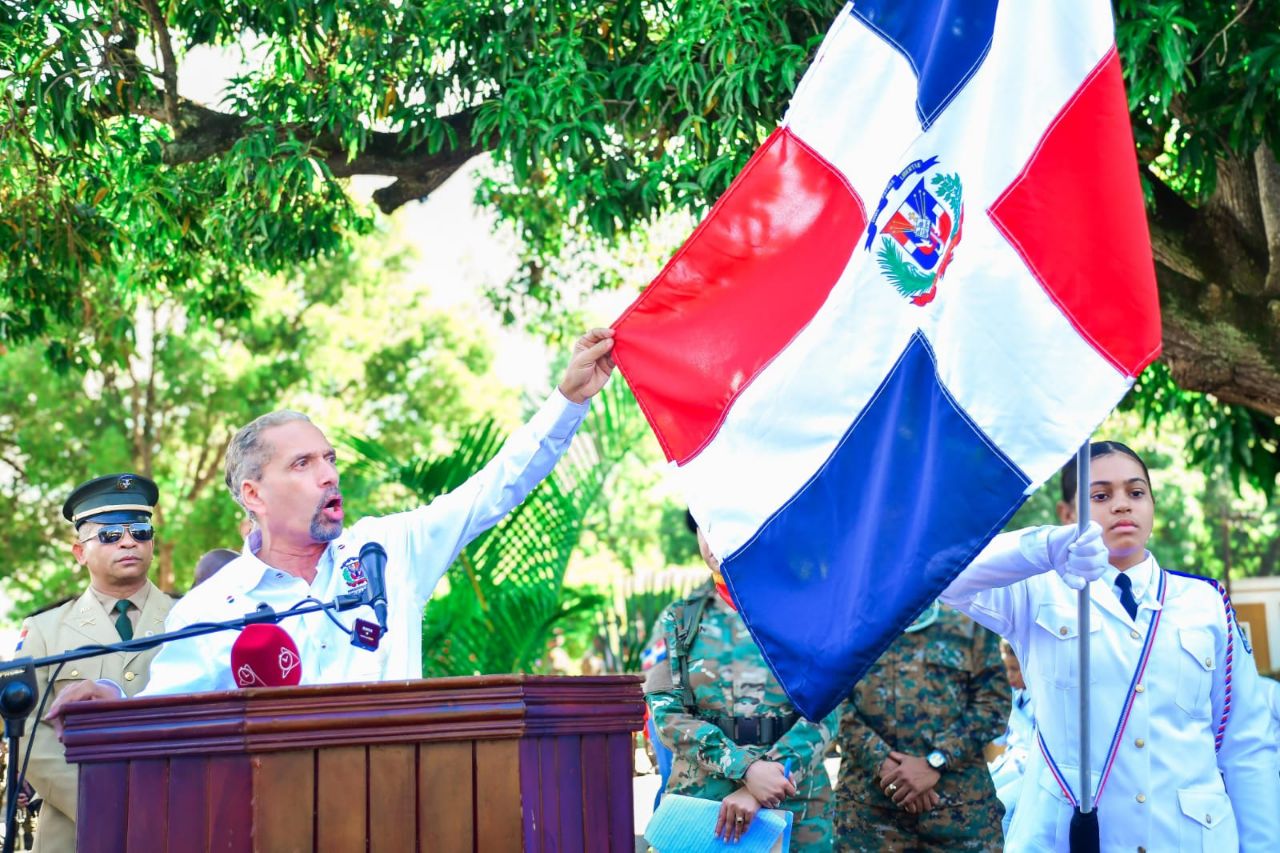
[62,473,159,528]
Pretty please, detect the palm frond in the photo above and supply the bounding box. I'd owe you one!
[350,376,647,677]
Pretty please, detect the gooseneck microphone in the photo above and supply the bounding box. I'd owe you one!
[358,541,389,635]
[230,624,302,687]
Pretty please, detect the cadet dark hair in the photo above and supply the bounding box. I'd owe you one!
[685,509,698,536]
[1059,441,1152,504]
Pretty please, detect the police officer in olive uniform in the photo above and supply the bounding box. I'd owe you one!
[17,474,175,852]
[644,515,840,851]
[834,602,1008,852]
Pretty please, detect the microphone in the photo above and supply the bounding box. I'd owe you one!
[358,541,389,635]
[230,624,302,688]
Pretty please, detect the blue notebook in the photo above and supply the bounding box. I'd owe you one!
[644,793,793,853]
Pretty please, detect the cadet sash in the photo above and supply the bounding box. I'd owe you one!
[1036,569,1167,807]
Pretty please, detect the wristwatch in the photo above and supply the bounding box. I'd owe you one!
[926,750,949,771]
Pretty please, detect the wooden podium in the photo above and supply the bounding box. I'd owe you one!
[62,674,644,852]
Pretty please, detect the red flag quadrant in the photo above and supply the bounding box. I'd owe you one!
[612,0,1161,720]
[613,127,866,464]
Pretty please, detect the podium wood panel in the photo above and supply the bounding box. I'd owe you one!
[66,674,642,852]
[369,744,416,850]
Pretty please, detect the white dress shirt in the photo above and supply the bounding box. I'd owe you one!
[942,527,1280,852]
[142,390,588,696]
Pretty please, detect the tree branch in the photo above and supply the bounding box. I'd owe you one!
[129,94,492,213]
[1254,143,1280,293]
[137,0,179,126]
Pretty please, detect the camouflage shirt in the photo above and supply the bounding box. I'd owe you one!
[645,582,840,851]
[836,603,1008,808]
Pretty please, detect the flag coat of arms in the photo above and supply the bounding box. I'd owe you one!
[612,0,1161,719]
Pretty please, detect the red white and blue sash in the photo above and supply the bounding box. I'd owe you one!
[1036,569,1167,807]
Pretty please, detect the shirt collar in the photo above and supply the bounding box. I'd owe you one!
[1103,552,1156,603]
[235,527,336,593]
[88,582,149,613]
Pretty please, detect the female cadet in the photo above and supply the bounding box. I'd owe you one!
[941,441,1278,851]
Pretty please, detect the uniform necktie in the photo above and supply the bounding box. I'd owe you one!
[1114,573,1139,621]
[113,599,133,641]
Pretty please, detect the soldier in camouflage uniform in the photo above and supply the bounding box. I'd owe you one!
[644,517,840,850]
[835,602,1007,852]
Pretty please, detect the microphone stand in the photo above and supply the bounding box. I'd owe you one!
[0,593,364,853]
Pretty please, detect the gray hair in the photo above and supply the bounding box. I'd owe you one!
[224,410,313,521]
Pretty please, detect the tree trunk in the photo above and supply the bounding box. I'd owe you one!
[1149,144,1280,415]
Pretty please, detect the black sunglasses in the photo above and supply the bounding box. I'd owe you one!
[79,522,155,545]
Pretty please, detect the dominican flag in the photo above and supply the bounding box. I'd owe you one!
[612,0,1161,719]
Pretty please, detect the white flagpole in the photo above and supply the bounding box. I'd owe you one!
[1076,442,1093,814]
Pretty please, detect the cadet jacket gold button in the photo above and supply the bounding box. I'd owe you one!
[1136,793,1146,804]
[1135,684,1145,693]
[124,671,136,681]
[1059,626,1069,636]
[1129,630,1140,639]
[1134,738,1145,748]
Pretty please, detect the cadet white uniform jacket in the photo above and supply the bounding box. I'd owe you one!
[942,528,1280,852]
[142,391,588,696]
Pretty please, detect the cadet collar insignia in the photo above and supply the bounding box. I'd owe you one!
[341,556,368,591]
[865,156,965,306]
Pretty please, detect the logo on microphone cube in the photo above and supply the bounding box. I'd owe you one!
[235,663,266,688]
[278,646,301,680]
[341,556,368,592]
[351,618,383,652]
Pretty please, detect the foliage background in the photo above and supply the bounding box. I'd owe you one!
[0,2,1275,665]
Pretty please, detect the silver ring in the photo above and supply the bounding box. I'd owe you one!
[735,816,744,823]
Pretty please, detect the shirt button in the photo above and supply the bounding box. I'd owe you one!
[1134,738,1145,748]
[124,671,136,681]
[1136,793,1146,804]
[1059,626,1069,636]
[69,670,79,678]
[1204,657,1213,667]
[1129,630,1140,639]
[1135,684,1145,694]
[1206,815,1212,824]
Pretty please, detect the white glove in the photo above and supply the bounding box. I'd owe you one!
[1044,521,1108,590]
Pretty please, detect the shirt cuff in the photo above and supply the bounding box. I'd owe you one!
[95,678,127,699]
[724,746,763,781]
[528,389,591,441]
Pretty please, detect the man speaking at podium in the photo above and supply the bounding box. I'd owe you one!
[46,329,615,721]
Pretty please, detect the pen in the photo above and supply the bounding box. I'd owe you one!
[783,758,792,780]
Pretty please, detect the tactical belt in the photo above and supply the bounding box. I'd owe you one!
[702,713,801,747]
